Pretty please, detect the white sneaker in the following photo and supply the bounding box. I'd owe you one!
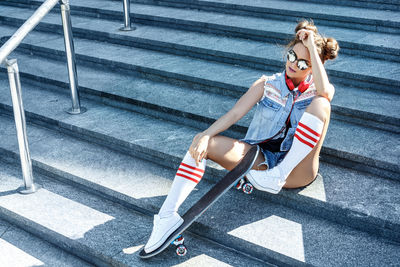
[144,212,183,253]
[246,166,286,194]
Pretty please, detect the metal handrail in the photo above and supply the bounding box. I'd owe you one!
[0,0,85,194]
[0,0,60,64]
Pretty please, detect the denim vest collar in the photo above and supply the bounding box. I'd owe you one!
[241,71,316,151]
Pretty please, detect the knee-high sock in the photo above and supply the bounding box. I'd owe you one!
[158,151,206,218]
[279,112,324,179]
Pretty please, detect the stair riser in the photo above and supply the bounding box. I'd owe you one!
[331,110,400,135]
[8,42,400,136]
[1,2,400,63]
[1,135,399,257]
[2,52,399,180]
[3,0,400,34]
[252,186,400,243]
[287,0,400,12]
[0,104,239,182]
[0,195,114,267]
[0,152,285,266]
[128,0,400,34]
[2,13,400,67]
[2,19,399,95]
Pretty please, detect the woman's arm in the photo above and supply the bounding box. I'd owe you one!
[298,30,335,101]
[204,78,265,137]
[189,76,265,164]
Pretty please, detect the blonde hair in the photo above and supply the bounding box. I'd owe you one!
[287,19,339,63]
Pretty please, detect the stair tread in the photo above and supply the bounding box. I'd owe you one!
[1,12,399,125]
[2,0,400,54]
[1,44,399,172]
[0,79,399,230]
[6,37,399,129]
[1,5,400,85]
[84,0,400,50]
[1,26,399,163]
[0,159,267,266]
[186,0,400,23]
[0,114,399,265]
[0,219,93,267]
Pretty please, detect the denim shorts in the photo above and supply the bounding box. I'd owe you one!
[241,139,288,169]
[258,147,287,169]
[257,146,319,188]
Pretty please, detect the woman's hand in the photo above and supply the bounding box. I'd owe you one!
[297,29,334,101]
[296,29,316,51]
[189,132,210,166]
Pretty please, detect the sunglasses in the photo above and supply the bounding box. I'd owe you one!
[287,49,310,70]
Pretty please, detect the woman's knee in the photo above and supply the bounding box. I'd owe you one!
[305,96,331,122]
[206,135,244,159]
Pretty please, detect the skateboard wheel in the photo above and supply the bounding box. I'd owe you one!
[176,245,187,257]
[172,235,184,246]
[235,178,245,190]
[242,182,254,194]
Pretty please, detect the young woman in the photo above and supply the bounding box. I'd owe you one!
[144,20,339,253]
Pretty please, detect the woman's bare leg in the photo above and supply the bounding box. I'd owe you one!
[205,135,266,171]
[283,96,331,188]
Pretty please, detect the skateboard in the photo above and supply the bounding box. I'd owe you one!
[139,145,259,258]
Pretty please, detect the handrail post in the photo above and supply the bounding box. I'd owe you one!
[60,0,86,114]
[6,59,41,194]
[120,0,136,31]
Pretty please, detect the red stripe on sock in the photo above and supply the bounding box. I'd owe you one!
[294,133,315,149]
[177,168,203,179]
[176,173,200,183]
[296,128,318,143]
[180,162,205,173]
[298,122,320,137]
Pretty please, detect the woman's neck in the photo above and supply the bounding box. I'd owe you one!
[291,77,303,87]
[286,74,302,88]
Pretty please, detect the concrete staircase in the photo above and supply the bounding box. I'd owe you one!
[0,0,399,266]
[0,217,93,266]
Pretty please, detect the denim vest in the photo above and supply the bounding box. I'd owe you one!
[242,71,317,151]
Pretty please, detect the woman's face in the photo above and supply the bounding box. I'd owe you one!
[285,43,312,83]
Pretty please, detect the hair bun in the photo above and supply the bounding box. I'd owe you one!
[287,19,339,63]
[295,20,318,35]
[323,37,339,61]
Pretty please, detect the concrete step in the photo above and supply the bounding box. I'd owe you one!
[7,0,400,12]
[127,0,400,34]
[2,43,400,179]
[0,159,268,266]
[1,15,399,134]
[1,7,399,96]
[1,0,400,63]
[0,19,399,132]
[1,4,400,74]
[1,42,399,179]
[0,219,94,267]
[1,14,400,132]
[287,0,400,12]
[0,113,399,266]
[4,37,399,136]
[0,76,399,244]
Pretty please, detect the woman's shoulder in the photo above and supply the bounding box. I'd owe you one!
[259,72,286,94]
[259,72,283,84]
[257,72,286,103]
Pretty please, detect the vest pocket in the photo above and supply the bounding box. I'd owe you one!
[257,97,282,125]
[295,97,313,110]
[261,97,281,111]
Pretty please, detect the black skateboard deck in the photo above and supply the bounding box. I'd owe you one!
[139,145,259,258]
